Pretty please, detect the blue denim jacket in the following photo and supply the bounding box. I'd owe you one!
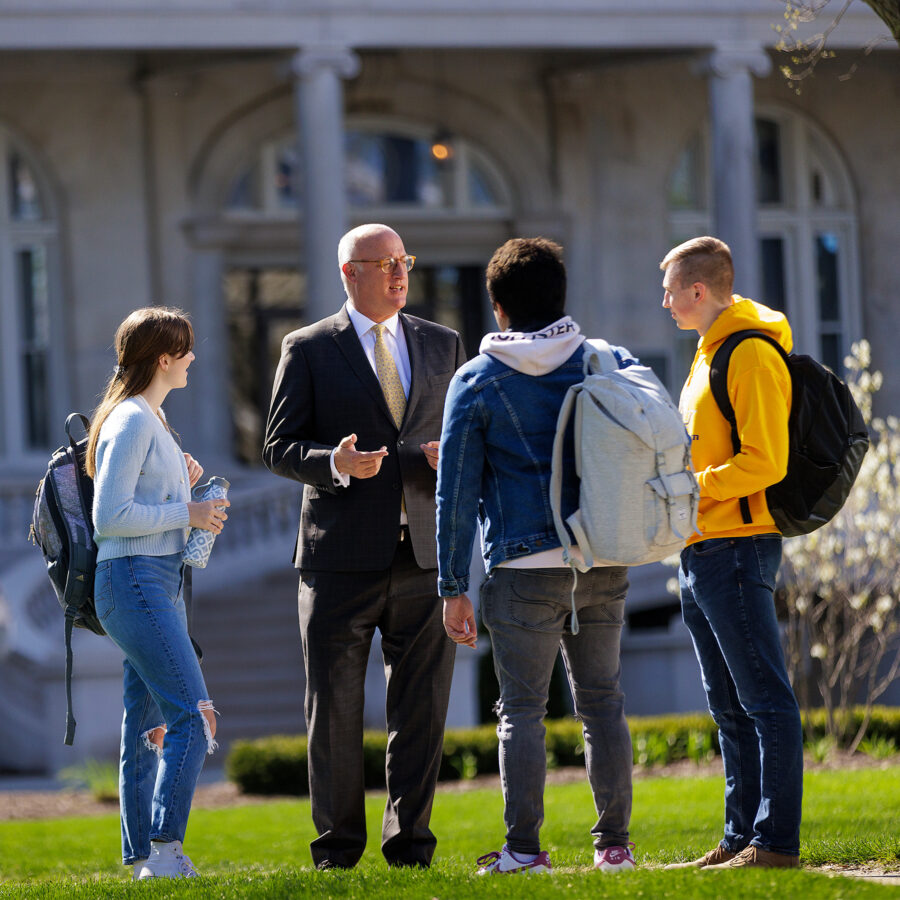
[436,340,634,596]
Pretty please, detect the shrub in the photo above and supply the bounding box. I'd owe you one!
[781,341,900,751]
[438,725,501,781]
[226,706,900,795]
[58,759,119,803]
[801,705,900,747]
[226,735,309,795]
[857,735,899,760]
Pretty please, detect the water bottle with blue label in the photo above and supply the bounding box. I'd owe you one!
[182,476,230,569]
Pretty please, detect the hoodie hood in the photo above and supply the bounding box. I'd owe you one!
[479,316,585,376]
[701,295,793,354]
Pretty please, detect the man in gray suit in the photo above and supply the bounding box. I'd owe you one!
[263,223,465,869]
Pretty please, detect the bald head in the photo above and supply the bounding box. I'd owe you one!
[339,224,399,267]
[338,223,409,322]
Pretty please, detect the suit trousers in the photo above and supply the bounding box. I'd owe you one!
[298,535,456,868]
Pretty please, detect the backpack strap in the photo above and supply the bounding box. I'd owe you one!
[59,413,93,745]
[550,381,586,637]
[54,467,92,746]
[708,329,790,525]
[583,338,619,375]
[64,611,77,745]
[550,384,589,572]
[550,339,625,637]
[65,412,90,448]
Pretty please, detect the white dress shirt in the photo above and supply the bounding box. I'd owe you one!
[330,305,412,493]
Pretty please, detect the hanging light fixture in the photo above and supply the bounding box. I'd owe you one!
[430,128,454,163]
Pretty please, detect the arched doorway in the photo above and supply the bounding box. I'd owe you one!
[220,121,513,463]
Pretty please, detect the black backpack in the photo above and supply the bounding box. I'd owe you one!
[709,330,869,538]
[29,413,103,745]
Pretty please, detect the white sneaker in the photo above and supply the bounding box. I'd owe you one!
[594,843,636,872]
[137,840,199,879]
[476,844,552,875]
[131,859,147,880]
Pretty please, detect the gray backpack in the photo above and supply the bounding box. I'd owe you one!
[550,340,699,582]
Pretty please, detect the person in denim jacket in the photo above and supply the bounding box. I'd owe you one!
[436,238,638,875]
[87,307,230,880]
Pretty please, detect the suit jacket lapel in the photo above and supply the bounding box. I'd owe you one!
[331,306,396,426]
[402,313,427,420]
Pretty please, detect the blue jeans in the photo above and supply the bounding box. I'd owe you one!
[94,554,215,864]
[481,566,632,855]
[679,535,803,856]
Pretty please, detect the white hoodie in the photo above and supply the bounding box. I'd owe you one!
[479,316,586,375]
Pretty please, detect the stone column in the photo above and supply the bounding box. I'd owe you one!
[703,45,771,299]
[291,45,360,324]
[187,248,233,467]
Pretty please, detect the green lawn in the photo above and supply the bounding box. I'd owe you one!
[1,766,898,898]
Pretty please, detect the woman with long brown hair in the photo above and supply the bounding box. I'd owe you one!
[88,306,229,880]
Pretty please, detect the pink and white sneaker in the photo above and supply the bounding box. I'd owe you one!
[476,845,552,875]
[594,843,636,872]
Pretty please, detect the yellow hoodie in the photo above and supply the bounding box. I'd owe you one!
[680,296,792,545]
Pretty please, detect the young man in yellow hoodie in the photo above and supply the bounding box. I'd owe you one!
[660,236,803,870]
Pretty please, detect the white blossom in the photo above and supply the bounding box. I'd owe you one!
[780,339,900,748]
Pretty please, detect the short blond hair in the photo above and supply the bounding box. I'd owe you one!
[660,236,734,298]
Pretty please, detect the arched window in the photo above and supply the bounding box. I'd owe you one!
[668,108,861,379]
[0,128,63,459]
[224,123,511,216]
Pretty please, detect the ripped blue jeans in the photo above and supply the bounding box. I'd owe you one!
[94,553,215,864]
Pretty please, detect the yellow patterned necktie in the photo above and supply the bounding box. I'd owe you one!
[372,323,407,429]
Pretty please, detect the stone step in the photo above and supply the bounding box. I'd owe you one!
[202,668,304,694]
[193,630,302,664]
[191,603,297,629]
[188,568,308,747]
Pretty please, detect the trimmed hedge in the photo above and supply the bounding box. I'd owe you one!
[801,706,900,745]
[225,706,900,796]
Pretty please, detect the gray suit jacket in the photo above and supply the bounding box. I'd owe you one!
[263,304,466,571]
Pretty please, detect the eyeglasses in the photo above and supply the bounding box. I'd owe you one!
[348,255,416,274]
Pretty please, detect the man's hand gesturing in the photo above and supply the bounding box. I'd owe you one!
[334,433,389,479]
[420,440,440,470]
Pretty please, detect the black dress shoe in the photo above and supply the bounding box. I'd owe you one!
[315,859,353,871]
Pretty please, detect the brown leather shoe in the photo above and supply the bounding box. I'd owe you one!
[664,844,737,869]
[703,845,800,870]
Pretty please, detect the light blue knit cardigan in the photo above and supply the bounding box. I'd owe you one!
[93,395,191,563]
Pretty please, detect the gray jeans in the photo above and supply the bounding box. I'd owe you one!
[480,565,632,854]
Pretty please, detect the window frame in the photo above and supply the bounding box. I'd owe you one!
[222,115,514,222]
[665,104,861,387]
[0,126,67,465]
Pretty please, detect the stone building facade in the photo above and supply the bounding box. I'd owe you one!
[0,1,896,772]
